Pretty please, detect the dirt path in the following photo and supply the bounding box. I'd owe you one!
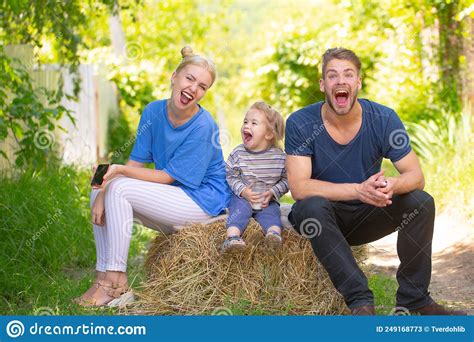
[366,208,474,314]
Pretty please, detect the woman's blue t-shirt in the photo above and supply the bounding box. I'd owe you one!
[129,99,231,216]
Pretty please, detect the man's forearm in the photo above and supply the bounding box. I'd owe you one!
[291,178,358,201]
[389,170,424,195]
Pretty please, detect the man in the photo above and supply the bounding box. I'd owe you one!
[285,47,466,315]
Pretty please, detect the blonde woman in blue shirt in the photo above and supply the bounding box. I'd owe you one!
[76,47,230,307]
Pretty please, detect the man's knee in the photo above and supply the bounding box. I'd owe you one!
[290,196,333,232]
[294,196,332,216]
[401,190,435,216]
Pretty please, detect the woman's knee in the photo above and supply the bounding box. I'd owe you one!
[105,177,133,199]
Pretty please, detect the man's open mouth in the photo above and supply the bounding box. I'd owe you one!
[334,90,349,107]
[180,91,194,105]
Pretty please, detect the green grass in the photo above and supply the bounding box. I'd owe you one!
[369,274,398,315]
[0,162,151,315]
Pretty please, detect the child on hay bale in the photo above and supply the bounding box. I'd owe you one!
[222,101,289,254]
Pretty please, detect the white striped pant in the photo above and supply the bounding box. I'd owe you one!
[90,177,211,272]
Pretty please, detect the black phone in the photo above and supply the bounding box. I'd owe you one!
[91,164,110,187]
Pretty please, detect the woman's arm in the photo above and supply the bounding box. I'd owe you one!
[102,163,175,186]
[126,159,145,168]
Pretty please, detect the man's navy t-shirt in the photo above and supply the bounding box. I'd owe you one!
[285,99,412,184]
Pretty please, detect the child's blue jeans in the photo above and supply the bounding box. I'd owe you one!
[226,194,282,234]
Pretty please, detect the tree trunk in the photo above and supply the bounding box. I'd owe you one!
[462,16,474,115]
[436,1,463,112]
[109,1,127,60]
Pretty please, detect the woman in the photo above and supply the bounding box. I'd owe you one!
[77,46,230,307]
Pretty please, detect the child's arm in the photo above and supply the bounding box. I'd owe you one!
[226,150,246,197]
[270,164,289,200]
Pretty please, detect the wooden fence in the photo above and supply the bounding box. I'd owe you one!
[0,44,119,170]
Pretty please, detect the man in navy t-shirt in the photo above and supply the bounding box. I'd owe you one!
[285,48,466,315]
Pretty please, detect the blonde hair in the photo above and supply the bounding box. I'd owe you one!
[249,101,285,148]
[175,46,217,86]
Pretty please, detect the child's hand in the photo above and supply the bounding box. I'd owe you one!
[241,188,263,206]
[260,190,274,208]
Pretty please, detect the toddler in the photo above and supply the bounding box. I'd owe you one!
[222,101,288,254]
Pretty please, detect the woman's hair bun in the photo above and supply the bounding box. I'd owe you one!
[181,46,194,58]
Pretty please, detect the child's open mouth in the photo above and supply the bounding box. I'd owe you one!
[243,131,253,144]
[334,90,349,107]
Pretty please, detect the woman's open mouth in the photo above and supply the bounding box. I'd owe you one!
[334,90,349,107]
[180,91,194,105]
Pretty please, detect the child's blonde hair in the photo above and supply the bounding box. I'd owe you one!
[249,101,285,148]
[175,46,217,86]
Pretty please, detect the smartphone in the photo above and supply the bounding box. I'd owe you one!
[91,164,110,187]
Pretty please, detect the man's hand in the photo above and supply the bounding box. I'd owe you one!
[260,190,274,208]
[356,170,392,207]
[241,188,263,206]
[375,174,397,201]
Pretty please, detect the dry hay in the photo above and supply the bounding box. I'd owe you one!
[131,219,367,315]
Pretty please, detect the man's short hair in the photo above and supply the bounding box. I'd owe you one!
[322,48,361,76]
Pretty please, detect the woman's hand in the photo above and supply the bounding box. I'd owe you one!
[101,164,124,187]
[92,190,106,226]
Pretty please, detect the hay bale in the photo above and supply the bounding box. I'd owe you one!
[132,219,366,315]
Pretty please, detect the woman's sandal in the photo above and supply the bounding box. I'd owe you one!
[265,230,283,253]
[73,282,100,305]
[221,235,246,254]
[80,281,134,308]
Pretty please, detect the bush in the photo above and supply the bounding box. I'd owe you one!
[407,106,474,213]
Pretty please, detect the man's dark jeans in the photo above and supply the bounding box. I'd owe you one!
[288,190,435,310]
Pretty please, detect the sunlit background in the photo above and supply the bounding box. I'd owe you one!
[1,0,473,315]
